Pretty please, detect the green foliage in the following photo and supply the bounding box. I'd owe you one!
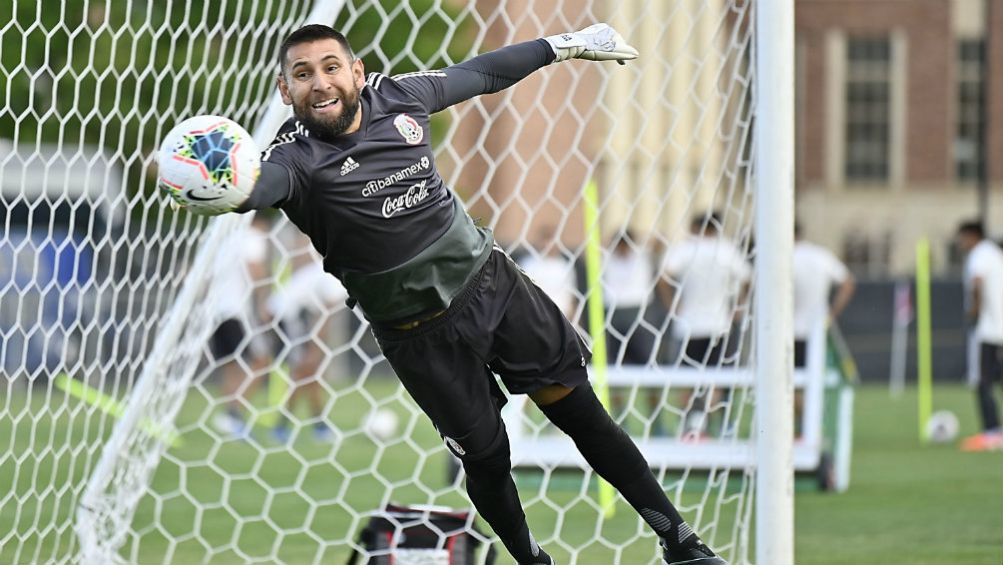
[0,0,474,152]
[336,0,474,75]
[0,1,300,152]
[0,0,475,230]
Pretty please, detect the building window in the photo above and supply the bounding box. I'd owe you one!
[956,39,985,181]
[844,37,891,182]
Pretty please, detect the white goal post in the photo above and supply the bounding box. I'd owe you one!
[0,1,803,565]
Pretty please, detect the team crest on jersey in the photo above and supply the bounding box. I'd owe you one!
[393,113,423,145]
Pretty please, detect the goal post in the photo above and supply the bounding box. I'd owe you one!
[0,1,800,564]
[753,1,796,565]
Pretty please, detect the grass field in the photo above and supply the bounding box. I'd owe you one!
[2,381,1001,565]
[795,384,1003,565]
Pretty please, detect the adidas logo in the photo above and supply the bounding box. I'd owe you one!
[340,157,360,176]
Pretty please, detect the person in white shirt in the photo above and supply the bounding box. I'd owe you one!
[957,221,1003,451]
[791,224,855,436]
[793,224,856,367]
[658,214,751,366]
[518,224,578,319]
[657,213,751,436]
[268,233,350,442]
[603,230,657,365]
[602,230,662,433]
[210,213,273,438]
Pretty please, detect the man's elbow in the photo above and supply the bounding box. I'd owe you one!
[843,275,857,296]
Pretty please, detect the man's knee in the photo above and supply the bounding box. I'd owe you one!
[443,416,511,478]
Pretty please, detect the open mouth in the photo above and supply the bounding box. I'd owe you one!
[312,98,340,112]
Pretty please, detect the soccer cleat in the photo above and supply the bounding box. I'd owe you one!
[661,539,729,565]
[959,431,1003,452]
[663,554,729,565]
[212,412,251,441]
[313,423,336,442]
[271,424,292,444]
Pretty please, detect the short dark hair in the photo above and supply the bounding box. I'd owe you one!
[692,211,722,234]
[278,24,355,75]
[958,220,985,239]
[614,228,636,249]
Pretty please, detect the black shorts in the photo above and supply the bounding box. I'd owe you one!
[211,318,245,360]
[371,249,591,449]
[211,317,268,361]
[794,339,807,368]
[980,342,1003,381]
[682,337,728,367]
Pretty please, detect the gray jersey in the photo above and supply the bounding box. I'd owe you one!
[253,39,556,321]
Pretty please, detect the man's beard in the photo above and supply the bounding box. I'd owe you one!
[295,88,361,141]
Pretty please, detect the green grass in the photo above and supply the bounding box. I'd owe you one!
[2,381,1001,565]
[794,385,1003,565]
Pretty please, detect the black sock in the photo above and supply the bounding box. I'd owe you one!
[459,423,551,564]
[538,386,712,558]
[497,522,552,565]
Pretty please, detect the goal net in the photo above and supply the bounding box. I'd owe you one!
[0,1,779,564]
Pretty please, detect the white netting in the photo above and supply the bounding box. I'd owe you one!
[0,1,770,564]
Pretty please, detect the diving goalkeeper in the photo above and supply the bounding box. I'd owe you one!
[197,23,726,565]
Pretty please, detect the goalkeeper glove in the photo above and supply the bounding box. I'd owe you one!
[544,23,639,64]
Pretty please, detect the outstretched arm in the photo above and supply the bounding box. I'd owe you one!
[235,162,291,212]
[392,40,553,114]
[394,23,638,114]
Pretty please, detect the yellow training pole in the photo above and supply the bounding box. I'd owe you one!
[54,374,183,447]
[263,366,290,428]
[582,179,615,517]
[915,238,933,442]
[263,260,293,428]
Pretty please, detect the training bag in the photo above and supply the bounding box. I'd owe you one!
[346,504,496,565]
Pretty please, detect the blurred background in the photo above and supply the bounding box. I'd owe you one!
[2,0,998,384]
[464,0,1003,385]
[1,1,1001,565]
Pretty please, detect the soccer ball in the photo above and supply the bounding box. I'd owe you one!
[925,410,959,443]
[364,409,400,441]
[157,115,260,215]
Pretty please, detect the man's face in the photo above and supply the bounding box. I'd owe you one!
[957,231,979,254]
[278,38,365,139]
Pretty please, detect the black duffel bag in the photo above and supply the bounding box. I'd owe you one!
[346,504,496,565]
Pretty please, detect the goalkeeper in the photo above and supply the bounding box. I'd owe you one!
[219,23,725,565]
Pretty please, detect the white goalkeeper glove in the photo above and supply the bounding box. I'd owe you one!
[544,23,639,64]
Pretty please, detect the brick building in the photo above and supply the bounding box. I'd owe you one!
[796,0,1003,276]
[441,0,1001,277]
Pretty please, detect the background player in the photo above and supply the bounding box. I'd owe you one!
[657,213,751,437]
[209,213,273,439]
[267,232,349,443]
[956,221,1003,452]
[792,222,855,434]
[793,222,856,367]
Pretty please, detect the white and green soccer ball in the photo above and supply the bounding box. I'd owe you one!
[157,115,260,215]
[364,408,400,441]
[925,410,959,443]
